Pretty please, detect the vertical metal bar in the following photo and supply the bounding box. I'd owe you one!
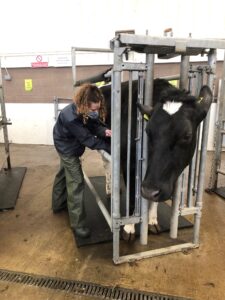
[193,49,216,245]
[210,51,225,190]
[170,55,189,239]
[126,72,133,217]
[135,72,144,216]
[112,40,122,263]
[71,47,76,93]
[187,70,203,206]
[0,59,11,169]
[140,54,154,245]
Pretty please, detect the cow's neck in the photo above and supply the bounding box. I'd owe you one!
[162,101,182,115]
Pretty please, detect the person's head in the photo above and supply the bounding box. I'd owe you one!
[74,84,106,123]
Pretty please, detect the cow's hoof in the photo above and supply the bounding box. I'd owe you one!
[148,224,161,235]
[122,229,135,242]
[148,217,158,226]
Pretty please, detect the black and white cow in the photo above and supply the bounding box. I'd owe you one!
[100,78,212,238]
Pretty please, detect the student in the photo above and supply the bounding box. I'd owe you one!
[52,84,111,238]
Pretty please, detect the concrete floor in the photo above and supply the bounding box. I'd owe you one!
[0,144,225,300]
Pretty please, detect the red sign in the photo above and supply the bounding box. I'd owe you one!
[31,55,48,68]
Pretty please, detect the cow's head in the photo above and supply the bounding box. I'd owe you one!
[138,81,212,202]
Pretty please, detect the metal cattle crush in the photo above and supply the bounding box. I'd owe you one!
[72,34,225,264]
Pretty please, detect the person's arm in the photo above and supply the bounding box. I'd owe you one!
[87,119,110,138]
[67,119,110,153]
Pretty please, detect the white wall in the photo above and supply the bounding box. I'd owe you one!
[3,104,56,145]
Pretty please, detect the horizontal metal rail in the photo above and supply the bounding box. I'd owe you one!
[72,47,112,53]
[114,242,199,264]
[117,34,225,51]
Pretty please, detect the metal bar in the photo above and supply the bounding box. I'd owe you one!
[135,72,144,217]
[114,242,199,264]
[118,34,225,51]
[170,55,189,239]
[83,172,112,229]
[211,52,225,190]
[187,70,203,206]
[111,40,122,263]
[217,169,225,175]
[71,47,112,53]
[126,72,133,217]
[120,63,147,71]
[0,58,11,169]
[71,48,76,90]
[180,207,199,216]
[160,74,180,81]
[140,54,154,245]
[193,49,216,245]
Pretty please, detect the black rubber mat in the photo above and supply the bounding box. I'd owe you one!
[74,176,193,247]
[74,176,113,247]
[0,167,26,210]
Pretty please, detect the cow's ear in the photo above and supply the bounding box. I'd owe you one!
[137,103,153,116]
[197,85,213,121]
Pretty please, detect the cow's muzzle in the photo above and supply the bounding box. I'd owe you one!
[141,186,160,202]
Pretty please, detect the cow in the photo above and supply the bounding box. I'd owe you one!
[99,78,212,240]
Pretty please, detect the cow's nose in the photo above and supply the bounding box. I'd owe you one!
[141,186,160,201]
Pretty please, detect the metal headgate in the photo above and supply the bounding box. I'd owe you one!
[72,35,225,264]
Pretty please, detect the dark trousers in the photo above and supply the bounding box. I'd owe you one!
[52,154,86,229]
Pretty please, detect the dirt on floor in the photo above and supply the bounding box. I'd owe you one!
[0,144,225,300]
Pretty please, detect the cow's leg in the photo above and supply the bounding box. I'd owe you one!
[122,224,135,241]
[148,201,158,225]
[98,150,111,200]
[148,201,162,234]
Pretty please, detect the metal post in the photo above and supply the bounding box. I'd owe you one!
[170,55,189,239]
[0,59,11,169]
[135,72,144,217]
[187,70,204,206]
[71,47,76,92]
[210,51,225,190]
[126,72,133,217]
[140,54,154,245]
[193,49,216,244]
[112,40,122,263]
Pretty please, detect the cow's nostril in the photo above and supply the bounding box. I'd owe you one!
[141,186,160,200]
[151,190,160,198]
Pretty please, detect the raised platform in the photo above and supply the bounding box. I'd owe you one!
[73,176,193,247]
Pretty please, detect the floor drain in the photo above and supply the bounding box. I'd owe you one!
[0,268,192,300]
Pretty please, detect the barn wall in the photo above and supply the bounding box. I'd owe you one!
[1,62,222,149]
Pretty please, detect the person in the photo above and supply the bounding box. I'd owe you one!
[52,84,111,239]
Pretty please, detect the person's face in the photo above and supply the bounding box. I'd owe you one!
[88,101,100,112]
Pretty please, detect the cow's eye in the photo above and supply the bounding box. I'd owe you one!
[180,132,192,144]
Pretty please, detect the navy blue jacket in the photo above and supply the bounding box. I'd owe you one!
[53,103,110,157]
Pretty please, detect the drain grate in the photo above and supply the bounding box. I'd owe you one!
[0,268,192,300]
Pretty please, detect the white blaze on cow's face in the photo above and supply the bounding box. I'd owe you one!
[162,101,182,115]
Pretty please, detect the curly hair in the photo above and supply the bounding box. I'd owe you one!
[74,84,107,124]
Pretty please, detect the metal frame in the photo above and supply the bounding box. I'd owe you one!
[206,51,225,195]
[0,58,11,171]
[71,36,225,264]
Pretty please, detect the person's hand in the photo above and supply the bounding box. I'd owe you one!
[105,129,112,137]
